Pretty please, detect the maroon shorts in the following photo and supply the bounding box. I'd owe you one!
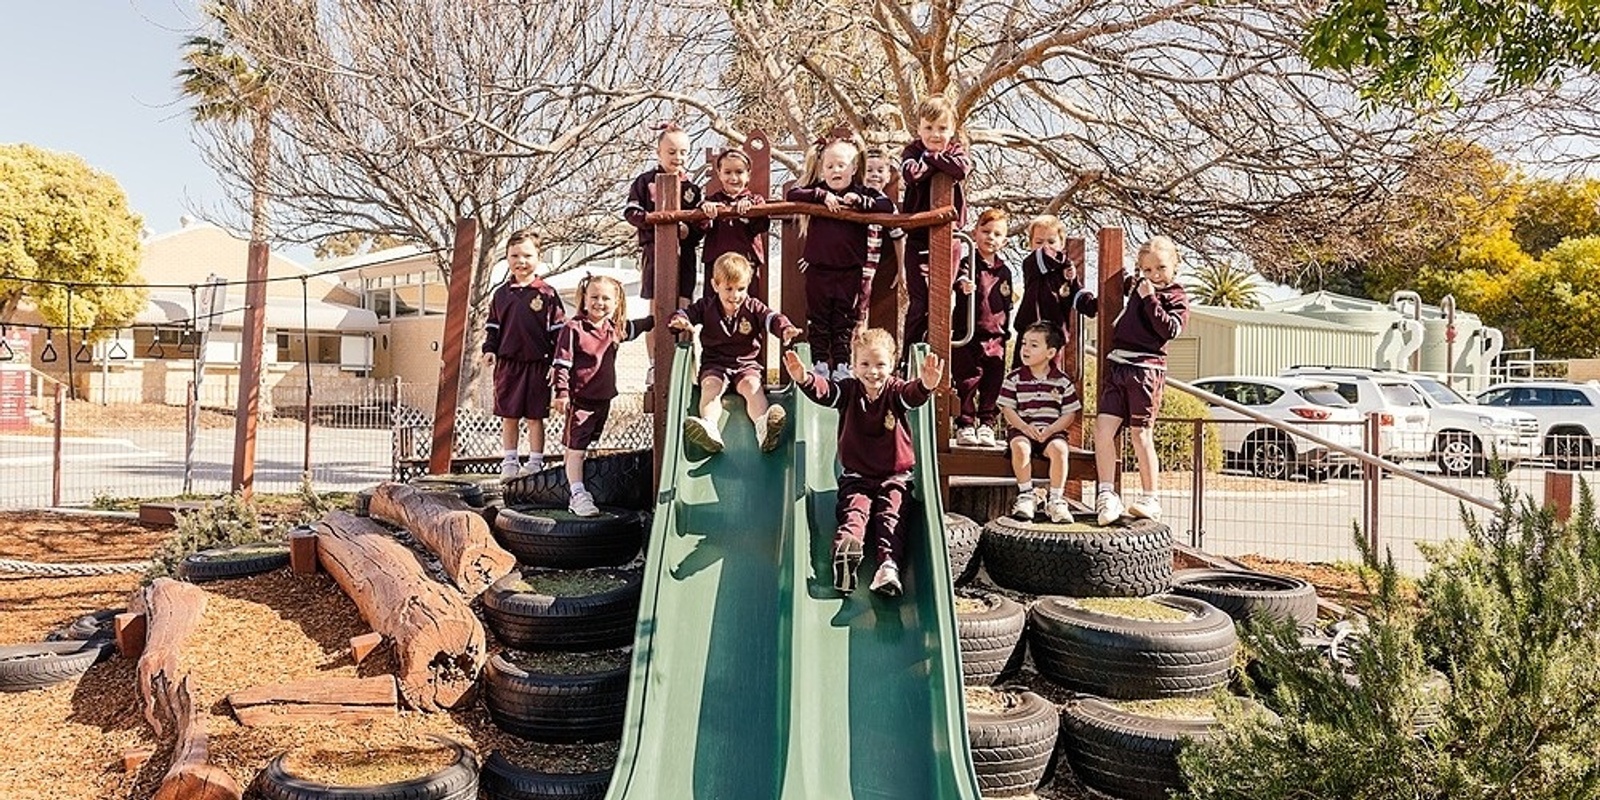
[1099,361,1164,427]
[493,358,552,419]
[1007,431,1069,458]
[698,363,764,389]
[562,399,612,450]
[639,249,698,300]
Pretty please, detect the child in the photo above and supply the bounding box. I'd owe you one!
[552,275,656,517]
[859,146,904,333]
[698,148,769,298]
[668,252,801,454]
[1013,215,1097,368]
[899,96,971,354]
[782,329,945,598]
[953,209,1012,448]
[624,123,704,303]
[480,229,566,479]
[999,324,1082,523]
[785,136,893,378]
[1094,236,1191,526]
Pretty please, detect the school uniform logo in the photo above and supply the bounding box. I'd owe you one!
[683,187,699,205]
[1000,281,1012,298]
[736,318,752,335]
[530,296,544,312]
[884,415,896,431]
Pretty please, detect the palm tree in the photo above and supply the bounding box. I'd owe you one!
[1188,261,1264,309]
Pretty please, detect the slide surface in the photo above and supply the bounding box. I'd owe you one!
[605,344,981,800]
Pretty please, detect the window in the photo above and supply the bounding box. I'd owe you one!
[1378,383,1426,407]
[1299,387,1350,407]
[1554,388,1593,407]
[1255,384,1284,405]
[1331,382,1359,405]
[1479,388,1510,406]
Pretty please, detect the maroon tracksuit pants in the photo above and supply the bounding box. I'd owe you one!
[806,266,865,368]
[836,473,910,566]
[953,334,1006,429]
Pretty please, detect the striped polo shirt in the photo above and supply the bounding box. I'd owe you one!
[997,364,1081,430]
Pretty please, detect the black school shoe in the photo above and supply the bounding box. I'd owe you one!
[832,536,865,594]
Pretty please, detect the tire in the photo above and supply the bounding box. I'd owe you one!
[493,507,647,569]
[45,608,123,643]
[1546,428,1593,470]
[956,589,1027,686]
[1061,696,1271,800]
[1168,568,1318,629]
[1434,432,1482,477]
[945,513,982,585]
[482,652,629,743]
[0,640,114,692]
[176,540,290,582]
[255,736,479,800]
[967,690,1060,796]
[481,569,643,651]
[981,517,1171,597]
[505,449,652,511]
[1246,432,1294,481]
[1028,594,1237,699]
[479,751,610,800]
[409,477,486,508]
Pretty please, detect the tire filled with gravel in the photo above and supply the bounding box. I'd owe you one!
[955,589,1027,685]
[981,517,1172,597]
[1028,594,1237,699]
[481,568,642,651]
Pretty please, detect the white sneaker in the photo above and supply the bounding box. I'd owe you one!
[1096,490,1126,526]
[683,416,725,453]
[500,459,521,480]
[870,560,902,596]
[813,361,830,378]
[1011,492,1037,521]
[520,461,543,477]
[1045,496,1072,523]
[568,489,600,517]
[956,427,979,446]
[975,424,998,447]
[1127,495,1162,522]
[832,364,852,381]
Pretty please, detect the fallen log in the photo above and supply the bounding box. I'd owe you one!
[227,675,399,726]
[369,481,515,596]
[129,578,241,800]
[314,511,487,711]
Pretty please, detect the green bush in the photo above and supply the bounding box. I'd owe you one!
[144,476,332,581]
[1079,366,1224,473]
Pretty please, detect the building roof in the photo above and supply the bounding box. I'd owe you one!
[139,289,379,333]
[1188,304,1363,332]
[142,220,357,305]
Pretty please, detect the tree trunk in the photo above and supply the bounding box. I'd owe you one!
[129,578,242,800]
[314,510,487,711]
[369,481,516,596]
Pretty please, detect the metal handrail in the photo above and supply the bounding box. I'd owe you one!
[949,231,978,348]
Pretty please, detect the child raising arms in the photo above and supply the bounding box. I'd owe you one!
[953,209,1012,448]
[782,329,945,598]
[698,148,769,298]
[1013,215,1097,368]
[1094,237,1191,526]
[480,229,566,479]
[668,253,800,454]
[999,323,1082,523]
[552,275,656,517]
[900,96,972,354]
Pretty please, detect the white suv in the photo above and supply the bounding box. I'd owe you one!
[1190,375,1364,481]
[1279,367,1431,461]
[1478,381,1600,468]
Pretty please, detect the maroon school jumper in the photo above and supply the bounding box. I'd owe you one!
[483,277,566,419]
[899,140,971,351]
[625,167,704,300]
[670,295,794,384]
[1101,282,1190,427]
[794,372,933,567]
[552,315,655,449]
[952,251,1011,430]
[698,189,769,296]
[784,182,893,368]
[1012,247,1098,366]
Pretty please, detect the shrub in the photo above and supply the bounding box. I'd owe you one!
[146,491,271,581]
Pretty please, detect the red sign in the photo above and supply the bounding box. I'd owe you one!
[0,328,30,429]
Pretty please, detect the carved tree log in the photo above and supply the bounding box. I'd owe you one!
[128,578,242,800]
[228,675,400,726]
[314,511,487,711]
[369,481,515,596]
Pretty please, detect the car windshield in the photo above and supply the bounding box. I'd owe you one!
[1378,383,1426,407]
[1296,387,1350,407]
[1411,377,1469,405]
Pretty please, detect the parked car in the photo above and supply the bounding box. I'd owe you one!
[1477,380,1600,467]
[1278,367,1432,462]
[1190,376,1364,481]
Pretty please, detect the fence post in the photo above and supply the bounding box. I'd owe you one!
[1362,413,1382,557]
[1545,470,1575,523]
[1189,419,1205,548]
[52,384,64,507]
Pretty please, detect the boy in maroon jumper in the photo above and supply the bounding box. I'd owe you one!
[668,253,800,454]
[785,137,894,379]
[900,96,971,355]
[1013,215,1097,368]
[552,275,656,517]
[782,329,946,597]
[698,148,769,298]
[999,324,1082,523]
[480,229,566,479]
[624,123,704,303]
[1094,236,1191,526]
[953,209,1011,449]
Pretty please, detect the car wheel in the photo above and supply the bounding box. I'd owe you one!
[1247,433,1294,481]
[1434,432,1481,477]
[1547,429,1594,470]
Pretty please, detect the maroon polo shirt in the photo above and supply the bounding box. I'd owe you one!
[795,373,932,477]
[700,190,769,269]
[625,167,704,261]
[483,278,566,362]
[784,182,893,269]
[900,140,971,241]
[671,296,793,373]
[955,251,1012,337]
[552,315,655,402]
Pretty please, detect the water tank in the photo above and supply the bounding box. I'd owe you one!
[1265,291,1406,368]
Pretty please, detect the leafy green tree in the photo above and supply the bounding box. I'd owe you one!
[1187,262,1264,309]
[0,143,146,331]
[1513,178,1600,257]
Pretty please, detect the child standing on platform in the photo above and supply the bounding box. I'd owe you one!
[1094,236,1190,526]
[1013,215,1097,368]
[900,96,971,354]
[481,229,566,480]
[782,329,944,598]
[668,253,800,454]
[625,123,704,302]
[552,275,656,517]
[953,209,1012,448]
[698,148,769,299]
[785,137,893,379]
[859,147,903,335]
[999,323,1081,523]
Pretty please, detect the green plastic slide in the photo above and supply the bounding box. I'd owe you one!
[605,343,981,800]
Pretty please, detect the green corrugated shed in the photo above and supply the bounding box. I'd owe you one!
[1171,305,1379,381]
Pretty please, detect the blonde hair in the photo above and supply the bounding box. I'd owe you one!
[915,96,957,126]
[854,327,898,362]
[1027,215,1067,242]
[712,252,753,286]
[798,134,865,238]
[576,273,628,339]
[1138,236,1181,270]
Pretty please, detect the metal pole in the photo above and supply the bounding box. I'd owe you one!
[1364,413,1382,555]
[184,380,197,494]
[301,276,312,478]
[52,384,64,507]
[1190,419,1205,548]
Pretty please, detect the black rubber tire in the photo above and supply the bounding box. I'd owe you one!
[0,640,113,692]
[479,751,610,800]
[968,690,1060,796]
[176,541,290,582]
[956,589,1027,686]
[1028,594,1237,699]
[980,517,1172,597]
[409,477,486,508]
[504,449,652,511]
[1168,568,1318,629]
[493,507,647,569]
[481,569,643,651]
[1246,431,1295,481]
[1061,696,1271,800]
[944,512,982,586]
[482,652,630,743]
[45,608,123,643]
[254,737,479,800]
[1434,431,1483,477]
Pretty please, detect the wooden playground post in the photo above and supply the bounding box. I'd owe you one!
[1098,228,1126,492]
[429,218,480,476]
[1064,236,1087,448]
[927,174,956,454]
[650,172,683,491]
